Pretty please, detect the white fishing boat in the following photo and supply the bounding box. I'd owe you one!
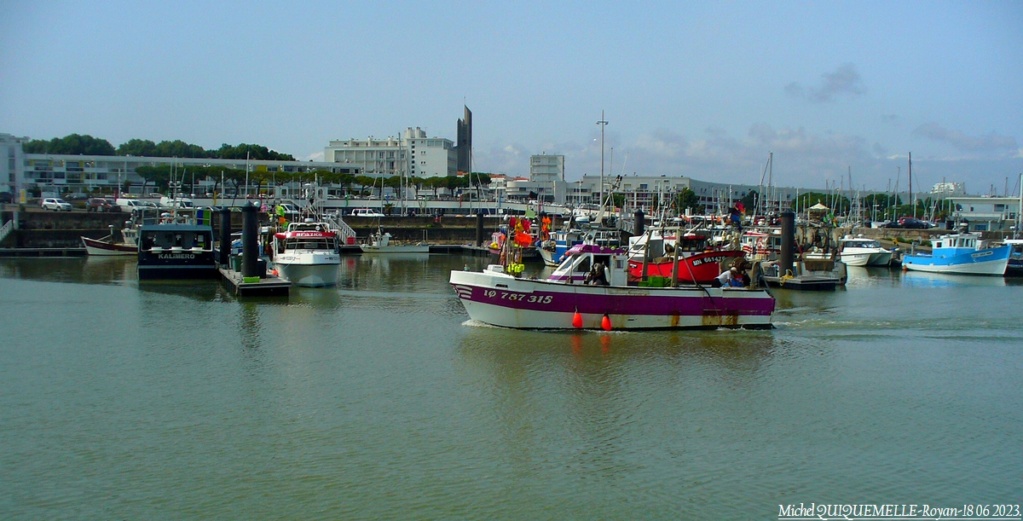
[359,226,430,254]
[450,243,775,331]
[271,219,341,287]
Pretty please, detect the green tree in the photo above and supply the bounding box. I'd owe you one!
[215,143,295,161]
[674,187,705,215]
[24,134,115,155]
[116,139,159,156]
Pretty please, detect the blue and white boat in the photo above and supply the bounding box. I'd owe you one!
[537,226,622,267]
[902,232,1010,276]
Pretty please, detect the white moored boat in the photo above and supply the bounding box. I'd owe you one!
[837,235,893,267]
[359,226,430,254]
[271,219,341,287]
[450,243,775,331]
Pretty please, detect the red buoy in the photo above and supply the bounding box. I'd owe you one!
[601,314,612,331]
[572,311,583,329]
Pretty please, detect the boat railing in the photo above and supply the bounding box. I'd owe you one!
[322,214,356,244]
[0,218,13,245]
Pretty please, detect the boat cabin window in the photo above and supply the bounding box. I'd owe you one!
[574,257,591,273]
[285,237,334,250]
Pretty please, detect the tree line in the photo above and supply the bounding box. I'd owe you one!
[126,165,491,200]
[22,133,295,161]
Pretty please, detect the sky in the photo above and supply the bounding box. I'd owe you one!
[2,0,1022,196]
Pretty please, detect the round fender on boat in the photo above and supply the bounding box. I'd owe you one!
[572,311,583,329]
[601,314,612,331]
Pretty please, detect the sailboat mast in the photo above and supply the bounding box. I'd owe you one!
[597,110,608,209]
[908,152,914,219]
[1017,172,1022,239]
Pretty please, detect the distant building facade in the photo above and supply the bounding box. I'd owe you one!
[324,127,455,179]
[1,133,360,198]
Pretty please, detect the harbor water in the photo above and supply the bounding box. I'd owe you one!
[1,255,1021,520]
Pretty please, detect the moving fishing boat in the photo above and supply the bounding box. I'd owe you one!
[450,243,775,331]
[902,232,1010,276]
[271,219,341,286]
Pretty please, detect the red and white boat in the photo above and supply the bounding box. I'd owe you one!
[271,219,341,287]
[80,210,155,256]
[450,242,775,331]
[626,228,745,284]
[81,235,137,256]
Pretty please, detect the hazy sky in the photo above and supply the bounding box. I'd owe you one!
[3,0,1021,195]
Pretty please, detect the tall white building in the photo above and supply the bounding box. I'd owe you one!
[2,134,29,199]
[503,154,567,203]
[323,127,455,179]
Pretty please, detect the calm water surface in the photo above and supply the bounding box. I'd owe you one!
[1,255,1020,520]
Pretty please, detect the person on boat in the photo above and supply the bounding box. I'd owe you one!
[275,204,286,226]
[584,262,609,285]
[711,266,738,288]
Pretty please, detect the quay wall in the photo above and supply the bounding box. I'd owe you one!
[0,208,492,250]
[1,206,1006,253]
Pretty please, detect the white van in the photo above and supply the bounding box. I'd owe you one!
[115,198,145,211]
[351,208,385,218]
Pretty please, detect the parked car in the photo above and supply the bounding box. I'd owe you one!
[350,208,386,218]
[41,197,73,211]
[272,203,302,219]
[898,217,932,229]
[86,197,120,212]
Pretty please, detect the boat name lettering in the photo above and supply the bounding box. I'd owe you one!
[158,253,196,259]
[691,255,732,267]
[482,289,553,304]
[293,231,324,237]
[971,251,992,258]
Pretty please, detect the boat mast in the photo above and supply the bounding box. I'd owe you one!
[597,110,608,210]
[908,152,914,219]
[1017,172,1022,239]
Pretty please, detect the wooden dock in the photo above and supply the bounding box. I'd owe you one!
[218,267,290,297]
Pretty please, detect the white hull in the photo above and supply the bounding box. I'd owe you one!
[274,252,341,287]
[838,251,871,267]
[450,269,774,330]
[866,251,893,266]
[902,257,1008,275]
[840,249,892,267]
[275,262,340,287]
[537,247,559,266]
[81,237,136,256]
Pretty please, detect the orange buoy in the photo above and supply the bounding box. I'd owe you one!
[572,311,583,329]
[601,314,612,331]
